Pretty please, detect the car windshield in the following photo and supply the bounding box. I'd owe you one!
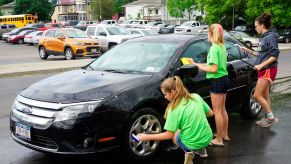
[122,20,133,24]
[132,21,142,24]
[19,30,29,35]
[106,27,130,35]
[64,29,90,38]
[141,30,158,36]
[89,42,179,73]
[10,29,19,33]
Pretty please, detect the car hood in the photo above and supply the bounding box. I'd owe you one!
[107,35,136,43]
[20,70,152,103]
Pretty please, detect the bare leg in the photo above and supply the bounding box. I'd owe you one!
[211,93,224,145]
[222,93,230,140]
[253,79,272,114]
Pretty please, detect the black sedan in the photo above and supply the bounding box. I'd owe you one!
[10,34,260,160]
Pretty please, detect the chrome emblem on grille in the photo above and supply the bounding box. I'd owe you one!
[18,106,33,115]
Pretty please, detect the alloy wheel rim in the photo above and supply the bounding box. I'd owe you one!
[129,114,162,156]
[40,48,45,58]
[250,87,262,115]
[66,49,72,59]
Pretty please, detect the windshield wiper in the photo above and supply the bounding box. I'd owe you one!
[103,69,127,73]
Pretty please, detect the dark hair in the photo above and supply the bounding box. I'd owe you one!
[255,13,272,29]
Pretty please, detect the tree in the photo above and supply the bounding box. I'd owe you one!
[245,0,291,28]
[13,0,53,21]
[91,0,116,21]
[167,0,198,21]
[0,0,14,6]
[197,0,247,30]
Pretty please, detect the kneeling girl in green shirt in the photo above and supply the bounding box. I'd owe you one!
[137,76,213,164]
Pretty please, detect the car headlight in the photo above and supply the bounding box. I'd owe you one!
[53,101,101,122]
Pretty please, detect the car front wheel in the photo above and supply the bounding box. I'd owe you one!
[39,47,48,60]
[124,107,164,160]
[65,48,75,60]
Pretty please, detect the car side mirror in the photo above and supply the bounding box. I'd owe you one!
[175,65,198,77]
[99,32,107,36]
[56,35,65,40]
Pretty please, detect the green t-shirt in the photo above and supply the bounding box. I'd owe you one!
[206,44,228,79]
[164,94,213,150]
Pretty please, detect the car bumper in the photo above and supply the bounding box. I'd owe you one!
[73,46,102,57]
[10,112,121,154]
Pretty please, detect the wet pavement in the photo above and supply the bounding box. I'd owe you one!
[1,75,291,164]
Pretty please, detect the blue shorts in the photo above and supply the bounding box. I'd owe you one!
[176,133,192,152]
[209,76,229,94]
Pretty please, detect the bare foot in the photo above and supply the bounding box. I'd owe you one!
[210,138,224,146]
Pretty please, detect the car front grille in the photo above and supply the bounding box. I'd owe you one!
[31,134,58,149]
[86,47,100,53]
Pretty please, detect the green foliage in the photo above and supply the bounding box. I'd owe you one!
[245,0,291,28]
[167,0,197,21]
[13,0,53,21]
[0,0,14,6]
[91,0,116,20]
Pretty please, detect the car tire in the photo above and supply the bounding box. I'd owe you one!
[39,47,48,60]
[17,39,24,44]
[123,107,164,161]
[241,84,262,118]
[245,41,252,48]
[65,48,75,60]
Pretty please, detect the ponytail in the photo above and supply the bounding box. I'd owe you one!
[161,76,193,118]
[209,23,224,45]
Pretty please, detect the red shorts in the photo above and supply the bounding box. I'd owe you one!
[258,67,278,84]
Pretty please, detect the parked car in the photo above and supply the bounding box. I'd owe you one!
[64,20,79,27]
[129,20,148,28]
[7,30,36,44]
[277,29,291,43]
[159,25,177,34]
[229,31,259,47]
[142,22,164,29]
[174,21,208,34]
[234,25,256,36]
[128,28,159,36]
[0,24,16,39]
[75,21,96,27]
[38,28,101,60]
[25,24,47,31]
[2,27,37,41]
[100,20,117,25]
[24,31,43,45]
[86,25,136,52]
[118,19,135,28]
[10,34,260,160]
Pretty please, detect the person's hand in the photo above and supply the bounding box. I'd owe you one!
[241,47,250,53]
[254,64,263,71]
[137,133,148,142]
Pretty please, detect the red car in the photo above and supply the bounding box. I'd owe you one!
[7,30,36,44]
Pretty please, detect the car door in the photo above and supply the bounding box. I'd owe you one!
[224,39,254,110]
[53,29,65,54]
[95,27,108,50]
[43,30,55,52]
[179,39,212,103]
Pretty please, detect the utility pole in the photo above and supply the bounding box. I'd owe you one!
[98,0,102,21]
[232,5,234,30]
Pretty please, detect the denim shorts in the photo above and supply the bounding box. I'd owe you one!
[209,76,229,94]
[176,133,192,152]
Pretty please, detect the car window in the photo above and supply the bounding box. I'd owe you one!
[224,40,243,61]
[45,30,55,37]
[106,27,130,35]
[181,40,210,63]
[1,25,7,29]
[54,30,63,38]
[8,24,15,28]
[96,27,106,35]
[64,29,89,38]
[131,30,141,35]
[87,27,96,35]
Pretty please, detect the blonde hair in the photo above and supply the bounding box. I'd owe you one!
[161,76,193,118]
[209,23,224,45]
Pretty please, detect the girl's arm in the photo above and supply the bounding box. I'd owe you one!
[137,131,174,142]
[205,109,214,117]
[197,63,218,73]
[254,56,277,71]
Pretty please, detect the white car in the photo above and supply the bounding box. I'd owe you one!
[174,21,208,34]
[128,28,159,36]
[24,31,43,45]
[118,19,135,28]
[86,25,137,52]
[229,31,259,47]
